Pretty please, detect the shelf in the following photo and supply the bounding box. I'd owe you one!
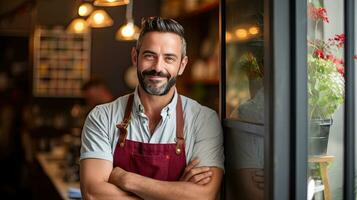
[33,27,91,97]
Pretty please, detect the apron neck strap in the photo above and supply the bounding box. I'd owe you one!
[116,94,134,147]
[117,93,185,153]
[175,95,184,155]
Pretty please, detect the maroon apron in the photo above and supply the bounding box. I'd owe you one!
[113,94,186,181]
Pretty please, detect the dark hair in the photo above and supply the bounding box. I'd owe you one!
[81,78,109,91]
[136,16,187,58]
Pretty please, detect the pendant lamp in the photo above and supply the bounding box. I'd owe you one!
[78,3,93,17]
[67,18,90,33]
[94,0,129,7]
[115,0,139,41]
[87,9,113,28]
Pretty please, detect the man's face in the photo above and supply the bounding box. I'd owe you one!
[132,32,188,96]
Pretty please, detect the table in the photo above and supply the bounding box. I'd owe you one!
[36,153,80,200]
[308,155,335,200]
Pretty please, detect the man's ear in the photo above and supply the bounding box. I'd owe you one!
[178,56,188,76]
[131,47,138,66]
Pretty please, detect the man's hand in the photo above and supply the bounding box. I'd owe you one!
[80,159,142,200]
[252,169,264,190]
[109,167,130,190]
[179,159,212,185]
[108,167,143,200]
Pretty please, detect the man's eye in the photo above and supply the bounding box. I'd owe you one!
[144,54,155,59]
[166,57,175,63]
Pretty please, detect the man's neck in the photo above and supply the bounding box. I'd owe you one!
[138,86,175,116]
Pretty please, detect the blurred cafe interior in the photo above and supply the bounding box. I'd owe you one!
[0,0,220,199]
[1,0,357,200]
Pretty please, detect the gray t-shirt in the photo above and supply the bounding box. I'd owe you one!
[80,89,224,170]
[229,88,264,169]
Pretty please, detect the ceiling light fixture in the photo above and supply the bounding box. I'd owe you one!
[94,0,130,7]
[67,18,90,33]
[87,9,113,28]
[115,0,139,41]
[78,3,93,17]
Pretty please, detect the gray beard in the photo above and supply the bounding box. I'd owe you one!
[137,70,177,96]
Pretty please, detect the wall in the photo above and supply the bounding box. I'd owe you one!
[89,1,160,96]
[0,0,161,97]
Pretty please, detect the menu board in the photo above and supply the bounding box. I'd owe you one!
[33,27,91,97]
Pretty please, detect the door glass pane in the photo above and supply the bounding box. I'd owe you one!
[354,2,357,198]
[225,0,264,125]
[224,0,265,200]
[307,0,345,199]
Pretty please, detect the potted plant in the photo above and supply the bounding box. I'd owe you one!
[307,2,357,155]
[238,52,264,98]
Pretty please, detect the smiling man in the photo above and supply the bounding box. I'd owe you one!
[80,17,224,200]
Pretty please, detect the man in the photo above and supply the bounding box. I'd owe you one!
[80,17,224,200]
[81,78,114,109]
[230,88,264,200]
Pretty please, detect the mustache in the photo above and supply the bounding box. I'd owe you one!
[142,70,170,78]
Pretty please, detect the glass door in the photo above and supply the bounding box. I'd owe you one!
[306,1,346,199]
[223,0,265,199]
[222,0,355,199]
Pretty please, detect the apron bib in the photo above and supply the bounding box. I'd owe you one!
[113,94,186,181]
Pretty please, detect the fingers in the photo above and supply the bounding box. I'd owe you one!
[184,159,200,174]
[197,176,211,185]
[252,169,264,190]
[254,169,264,177]
[182,166,211,181]
[188,170,212,184]
[180,159,200,181]
[179,159,213,185]
[252,173,264,183]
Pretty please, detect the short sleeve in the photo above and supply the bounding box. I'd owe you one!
[192,109,224,171]
[235,132,264,169]
[80,106,113,161]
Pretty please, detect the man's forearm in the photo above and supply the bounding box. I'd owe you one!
[81,181,141,200]
[126,174,212,200]
[109,168,222,200]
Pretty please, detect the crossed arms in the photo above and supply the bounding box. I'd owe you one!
[80,159,223,200]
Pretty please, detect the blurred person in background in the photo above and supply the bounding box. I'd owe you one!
[81,78,114,110]
[80,17,224,200]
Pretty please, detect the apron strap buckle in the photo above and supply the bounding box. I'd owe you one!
[175,136,184,155]
[116,118,131,148]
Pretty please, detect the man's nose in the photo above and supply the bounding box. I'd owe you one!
[152,56,165,71]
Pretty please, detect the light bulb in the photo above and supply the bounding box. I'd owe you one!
[226,32,232,42]
[67,18,89,33]
[116,21,139,41]
[87,10,113,28]
[235,28,248,39]
[121,23,135,37]
[248,26,259,35]
[78,3,93,17]
[74,21,85,32]
[94,13,104,24]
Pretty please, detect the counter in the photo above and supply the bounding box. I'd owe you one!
[36,153,80,200]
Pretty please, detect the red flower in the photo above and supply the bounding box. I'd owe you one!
[354,55,357,59]
[308,3,329,23]
[326,54,335,61]
[333,58,344,65]
[334,34,345,48]
[336,65,344,76]
[314,49,325,59]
